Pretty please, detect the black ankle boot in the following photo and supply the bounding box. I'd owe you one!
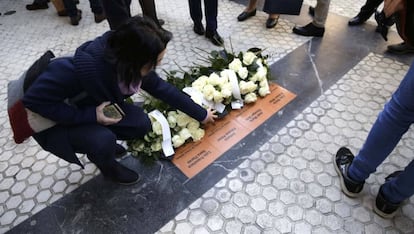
[101,161,140,185]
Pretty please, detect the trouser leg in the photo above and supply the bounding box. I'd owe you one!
[188,0,202,25]
[313,0,330,27]
[101,0,131,30]
[204,0,218,32]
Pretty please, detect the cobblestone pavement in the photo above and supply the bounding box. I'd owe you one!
[0,0,413,233]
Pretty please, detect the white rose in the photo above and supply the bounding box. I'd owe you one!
[259,78,269,88]
[256,58,263,67]
[202,84,216,101]
[176,112,191,127]
[229,58,242,72]
[243,51,257,65]
[259,87,270,97]
[239,81,258,95]
[213,90,224,103]
[152,121,162,135]
[167,115,177,128]
[150,141,162,152]
[256,66,267,81]
[132,141,145,151]
[237,67,249,79]
[179,128,192,141]
[187,120,200,131]
[244,93,257,103]
[192,76,208,91]
[172,135,185,148]
[208,73,221,86]
[190,128,205,141]
[221,87,232,98]
[168,111,178,118]
[249,74,259,82]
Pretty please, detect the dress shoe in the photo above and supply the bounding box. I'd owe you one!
[348,11,372,26]
[293,22,325,37]
[102,161,140,185]
[237,9,256,21]
[26,2,48,10]
[266,17,279,28]
[193,23,205,35]
[94,12,106,23]
[205,30,224,46]
[387,42,414,54]
[158,19,165,26]
[57,10,68,16]
[70,10,82,26]
[308,6,315,17]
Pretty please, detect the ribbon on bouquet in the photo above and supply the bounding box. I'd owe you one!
[148,110,175,157]
[183,87,226,113]
[227,69,244,109]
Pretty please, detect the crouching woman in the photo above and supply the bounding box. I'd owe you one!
[22,16,217,185]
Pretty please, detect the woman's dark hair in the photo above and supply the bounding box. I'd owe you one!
[105,16,171,86]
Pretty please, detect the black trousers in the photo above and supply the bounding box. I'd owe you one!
[359,0,383,14]
[188,0,218,32]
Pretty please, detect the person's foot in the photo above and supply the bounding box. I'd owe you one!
[308,6,315,17]
[374,171,404,218]
[115,144,127,158]
[70,10,82,26]
[334,147,365,197]
[205,30,224,46]
[292,22,325,37]
[387,42,414,54]
[193,23,205,35]
[102,161,140,185]
[57,10,68,16]
[158,19,165,26]
[26,2,48,10]
[94,12,106,23]
[237,8,256,21]
[266,16,279,28]
[348,11,372,26]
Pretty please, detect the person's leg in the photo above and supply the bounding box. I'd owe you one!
[139,0,160,27]
[204,0,217,32]
[382,161,414,203]
[68,124,140,184]
[188,0,202,26]
[313,0,330,28]
[62,0,82,25]
[349,0,383,25]
[87,0,106,23]
[348,62,414,182]
[101,0,131,30]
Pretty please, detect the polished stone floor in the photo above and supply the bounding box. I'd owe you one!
[1,0,414,233]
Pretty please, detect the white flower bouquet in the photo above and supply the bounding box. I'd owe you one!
[128,48,272,162]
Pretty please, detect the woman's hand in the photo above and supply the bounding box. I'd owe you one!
[202,108,218,124]
[96,102,122,125]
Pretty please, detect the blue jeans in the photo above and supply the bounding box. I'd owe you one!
[348,61,414,203]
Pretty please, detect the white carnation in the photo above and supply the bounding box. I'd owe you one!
[243,51,256,65]
[229,58,242,72]
[244,92,257,103]
[237,67,249,79]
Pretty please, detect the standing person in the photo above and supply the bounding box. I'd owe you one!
[101,0,172,39]
[292,0,330,37]
[188,0,223,46]
[62,0,105,25]
[22,16,217,185]
[334,61,414,218]
[237,0,280,28]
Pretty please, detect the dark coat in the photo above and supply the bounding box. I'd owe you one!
[23,31,207,166]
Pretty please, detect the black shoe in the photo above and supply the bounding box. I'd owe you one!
[334,147,364,197]
[292,22,325,37]
[374,171,404,218]
[237,9,256,21]
[26,2,48,10]
[158,19,165,26]
[70,10,82,26]
[161,28,173,40]
[308,6,315,17]
[94,12,106,23]
[387,42,414,54]
[266,17,279,28]
[348,11,373,26]
[57,10,68,16]
[193,23,205,35]
[115,144,127,158]
[205,30,224,46]
[102,161,140,185]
